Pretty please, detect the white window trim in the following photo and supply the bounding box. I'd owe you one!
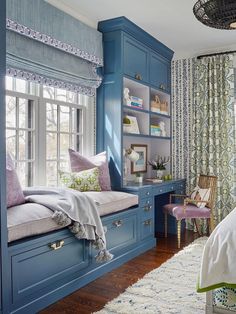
[6,81,95,186]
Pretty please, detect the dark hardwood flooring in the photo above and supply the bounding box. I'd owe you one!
[40,231,198,314]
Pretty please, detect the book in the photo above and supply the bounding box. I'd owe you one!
[145,178,163,183]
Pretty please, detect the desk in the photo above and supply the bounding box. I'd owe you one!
[121,179,186,237]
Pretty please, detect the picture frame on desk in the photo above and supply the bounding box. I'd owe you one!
[131,144,148,173]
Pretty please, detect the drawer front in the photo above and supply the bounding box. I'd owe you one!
[152,185,168,195]
[124,35,149,83]
[150,52,170,92]
[165,184,176,193]
[105,212,138,252]
[139,187,152,199]
[140,219,154,240]
[11,236,89,303]
[140,197,154,220]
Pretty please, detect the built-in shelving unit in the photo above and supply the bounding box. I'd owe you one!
[97,17,174,187]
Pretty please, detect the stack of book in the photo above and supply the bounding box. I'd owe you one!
[151,124,161,136]
[127,96,143,109]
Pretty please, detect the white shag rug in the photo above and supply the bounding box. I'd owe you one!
[95,237,207,314]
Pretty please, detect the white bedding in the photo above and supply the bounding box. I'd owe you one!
[198,208,236,292]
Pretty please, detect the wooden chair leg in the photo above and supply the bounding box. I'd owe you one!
[177,220,181,249]
[164,212,168,238]
[193,218,201,236]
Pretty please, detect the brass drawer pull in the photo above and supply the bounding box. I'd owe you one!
[135,73,142,80]
[113,220,123,228]
[159,83,166,90]
[143,219,152,226]
[49,240,64,250]
[144,205,152,211]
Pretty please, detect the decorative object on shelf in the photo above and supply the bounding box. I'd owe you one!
[131,144,148,173]
[123,115,140,134]
[123,87,131,106]
[123,148,140,183]
[135,172,143,184]
[193,0,236,30]
[123,87,143,109]
[151,95,161,113]
[151,124,161,136]
[160,121,167,137]
[148,155,170,179]
[160,101,169,115]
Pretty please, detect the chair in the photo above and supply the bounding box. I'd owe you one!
[163,175,217,248]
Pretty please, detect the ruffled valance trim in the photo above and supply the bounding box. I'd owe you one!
[7,67,95,96]
[6,18,103,67]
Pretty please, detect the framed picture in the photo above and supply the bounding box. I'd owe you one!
[131,144,148,173]
[123,115,140,134]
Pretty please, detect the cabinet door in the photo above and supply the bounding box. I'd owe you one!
[123,35,149,83]
[150,52,170,92]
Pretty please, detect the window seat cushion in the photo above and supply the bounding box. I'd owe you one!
[7,191,139,242]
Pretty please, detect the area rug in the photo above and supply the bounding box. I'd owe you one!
[95,237,207,314]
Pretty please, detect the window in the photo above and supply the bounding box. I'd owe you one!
[6,77,95,187]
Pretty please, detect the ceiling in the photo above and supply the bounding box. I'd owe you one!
[47,0,236,58]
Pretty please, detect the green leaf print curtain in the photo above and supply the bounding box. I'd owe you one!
[191,54,236,227]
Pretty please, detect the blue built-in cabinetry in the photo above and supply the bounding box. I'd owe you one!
[97,17,186,237]
[97,16,174,187]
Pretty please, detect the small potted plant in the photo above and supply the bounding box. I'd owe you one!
[148,155,170,179]
[135,172,143,184]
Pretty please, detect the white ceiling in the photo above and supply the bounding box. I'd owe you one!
[47,0,236,59]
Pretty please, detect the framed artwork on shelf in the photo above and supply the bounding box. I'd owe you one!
[123,115,140,134]
[131,144,148,173]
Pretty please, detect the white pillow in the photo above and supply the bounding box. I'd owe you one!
[189,186,211,208]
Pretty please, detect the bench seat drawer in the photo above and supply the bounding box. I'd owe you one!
[11,234,89,304]
[103,210,138,253]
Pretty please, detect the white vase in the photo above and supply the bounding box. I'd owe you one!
[156,170,164,179]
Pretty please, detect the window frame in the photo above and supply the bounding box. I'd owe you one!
[6,78,95,186]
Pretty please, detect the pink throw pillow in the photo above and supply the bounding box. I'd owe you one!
[6,153,25,208]
[68,149,111,191]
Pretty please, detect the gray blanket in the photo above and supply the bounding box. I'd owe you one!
[23,187,113,262]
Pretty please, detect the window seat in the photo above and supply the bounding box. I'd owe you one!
[7,191,138,242]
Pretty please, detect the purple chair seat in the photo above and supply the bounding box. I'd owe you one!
[163,203,211,220]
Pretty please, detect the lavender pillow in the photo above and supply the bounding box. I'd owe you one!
[6,153,25,208]
[68,149,111,191]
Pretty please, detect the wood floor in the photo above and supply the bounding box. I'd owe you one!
[41,231,198,314]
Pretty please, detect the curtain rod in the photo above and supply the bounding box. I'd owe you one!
[197,50,236,59]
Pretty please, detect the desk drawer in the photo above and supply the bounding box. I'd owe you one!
[104,211,138,252]
[139,187,152,198]
[140,197,153,220]
[11,235,89,303]
[140,219,154,239]
[152,185,168,195]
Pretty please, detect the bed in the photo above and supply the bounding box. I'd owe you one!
[198,208,236,313]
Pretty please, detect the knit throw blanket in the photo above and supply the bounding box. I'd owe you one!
[23,187,113,263]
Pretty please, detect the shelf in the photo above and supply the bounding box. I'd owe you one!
[150,111,171,118]
[123,132,171,140]
[123,105,149,114]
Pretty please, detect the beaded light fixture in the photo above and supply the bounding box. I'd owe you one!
[193,0,236,30]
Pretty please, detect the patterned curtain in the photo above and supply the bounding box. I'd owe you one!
[191,54,236,226]
[171,58,195,192]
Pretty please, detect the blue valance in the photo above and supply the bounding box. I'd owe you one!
[6,0,103,96]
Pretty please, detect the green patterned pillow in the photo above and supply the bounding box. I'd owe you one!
[59,167,101,192]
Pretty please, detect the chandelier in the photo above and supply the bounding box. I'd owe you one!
[193,0,236,29]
